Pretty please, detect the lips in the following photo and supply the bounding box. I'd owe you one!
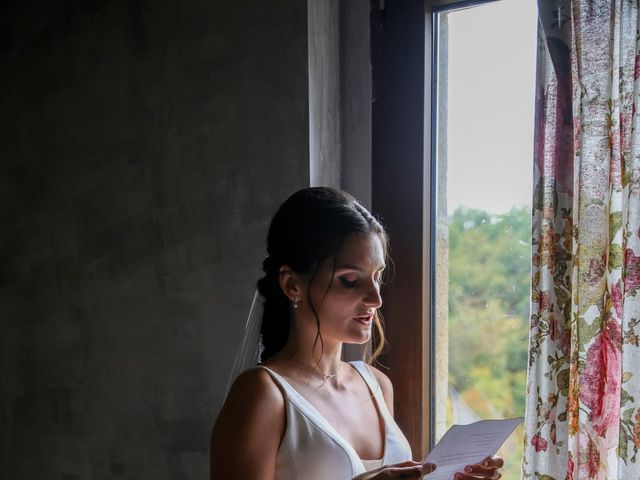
[355,314,373,325]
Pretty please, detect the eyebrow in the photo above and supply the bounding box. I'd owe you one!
[335,264,386,272]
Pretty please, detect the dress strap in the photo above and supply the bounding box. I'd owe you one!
[253,365,291,395]
[349,361,382,396]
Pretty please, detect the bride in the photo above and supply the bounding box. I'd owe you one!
[211,187,503,480]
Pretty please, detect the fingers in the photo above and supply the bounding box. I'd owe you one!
[388,461,423,468]
[374,461,435,479]
[482,455,504,469]
[453,455,503,480]
[389,464,425,478]
[393,470,421,478]
[422,462,437,474]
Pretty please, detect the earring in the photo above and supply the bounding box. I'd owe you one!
[292,296,299,309]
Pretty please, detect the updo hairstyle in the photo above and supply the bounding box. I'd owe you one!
[257,187,388,362]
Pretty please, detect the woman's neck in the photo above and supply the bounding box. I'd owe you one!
[279,337,343,377]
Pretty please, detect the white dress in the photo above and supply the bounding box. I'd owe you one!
[258,361,413,480]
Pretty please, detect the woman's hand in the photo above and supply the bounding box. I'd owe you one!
[353,460,436,479]
[453,455,504,480]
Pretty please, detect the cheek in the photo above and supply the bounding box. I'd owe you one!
[319,292,359,315]
[309,282,364,316]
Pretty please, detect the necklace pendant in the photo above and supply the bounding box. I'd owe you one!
[291,355,340,384]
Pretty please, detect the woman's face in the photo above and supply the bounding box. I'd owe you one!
[304,233,385,345]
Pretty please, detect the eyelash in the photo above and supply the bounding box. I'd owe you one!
[339,277,357,288]
[338,276,384,288]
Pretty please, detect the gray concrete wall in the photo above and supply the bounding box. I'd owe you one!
[340,0,372,208]
[0,1,309,479]
[308,0,341,188]
[307,0,372,204]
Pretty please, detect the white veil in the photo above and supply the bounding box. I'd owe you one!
[225,289,264,394]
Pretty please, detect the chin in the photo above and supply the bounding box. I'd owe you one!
[347,331,372,345]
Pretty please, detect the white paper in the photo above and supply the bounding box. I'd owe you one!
[423,418,523,480]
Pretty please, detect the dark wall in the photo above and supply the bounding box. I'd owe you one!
[0,1,309,478]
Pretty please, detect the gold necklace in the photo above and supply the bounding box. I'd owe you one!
[292,356,341,382]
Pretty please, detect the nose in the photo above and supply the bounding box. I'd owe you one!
[363,280,383,309]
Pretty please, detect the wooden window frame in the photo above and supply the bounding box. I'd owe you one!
[371,0,433,459]
[371,0,500,458]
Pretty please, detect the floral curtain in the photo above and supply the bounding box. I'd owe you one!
[523,1,640,479]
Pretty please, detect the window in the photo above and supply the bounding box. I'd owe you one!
[371,1,537,471]
[432,2,537,477]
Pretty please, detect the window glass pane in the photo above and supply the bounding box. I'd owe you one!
[433,1,538,478]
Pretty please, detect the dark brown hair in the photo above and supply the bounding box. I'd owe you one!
[257,187,388,362]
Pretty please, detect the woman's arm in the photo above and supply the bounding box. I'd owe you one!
[210,369,285,480]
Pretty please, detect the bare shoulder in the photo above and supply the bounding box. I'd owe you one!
[366,364,395,415]
[211,368,285,479]
[213,368,285,434]
[226,367,284,406]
